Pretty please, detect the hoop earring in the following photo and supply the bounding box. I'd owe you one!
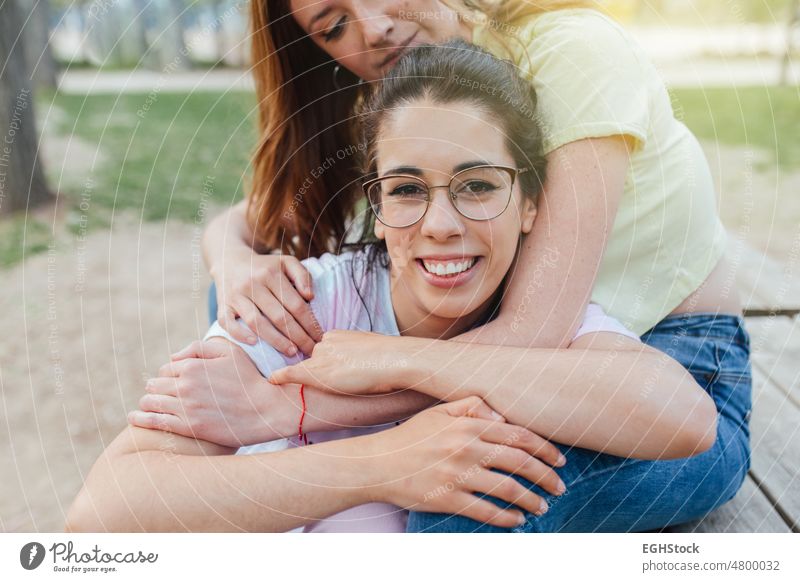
[333,64,363,89]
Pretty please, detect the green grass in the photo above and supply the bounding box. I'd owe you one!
[0,90,256,267]
[46,90,256,220]
[670,86,800,170]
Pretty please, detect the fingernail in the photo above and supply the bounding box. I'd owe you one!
[287,345,298,357]
[557,453,567,467]
[490,410,505,421]
[556,480,566,494]
[517,513,526,526]
[538,500,549,515]
[246,335,257,344]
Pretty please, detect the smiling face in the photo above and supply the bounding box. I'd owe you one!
[289,0,473,80]
[372,99,537,339]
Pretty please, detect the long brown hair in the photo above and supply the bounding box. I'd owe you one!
[248,0,364,257]
[247,0,597,258]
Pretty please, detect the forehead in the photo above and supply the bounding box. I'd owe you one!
[376,100,511,170]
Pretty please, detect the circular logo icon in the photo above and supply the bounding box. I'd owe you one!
[20,542,46,570]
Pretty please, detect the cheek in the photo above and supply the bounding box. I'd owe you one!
[482,222,520,268]
[385,232,416,269]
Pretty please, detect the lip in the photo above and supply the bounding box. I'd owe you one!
[415,256,482,289]
[379,32,418,69]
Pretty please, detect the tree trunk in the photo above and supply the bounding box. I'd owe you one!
[0,0,52,216]
[21,0,58,88]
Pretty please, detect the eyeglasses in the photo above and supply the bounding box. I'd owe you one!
[363,164,529,228]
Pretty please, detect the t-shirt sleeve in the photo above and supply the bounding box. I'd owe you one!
[204,321,302,377]
[526,11,651,153]
[572,303,640,342]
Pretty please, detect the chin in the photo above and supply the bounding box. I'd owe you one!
[421,298,485,322]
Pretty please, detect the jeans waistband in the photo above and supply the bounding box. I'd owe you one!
[642,312,749,347]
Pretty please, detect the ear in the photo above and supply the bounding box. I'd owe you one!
[520,196,537,235]
[374,217,386,240]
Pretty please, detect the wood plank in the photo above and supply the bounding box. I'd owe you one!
[746,317,800,406]
[747,366,800,531]
[664,476,790,532]
[732,239,800,313]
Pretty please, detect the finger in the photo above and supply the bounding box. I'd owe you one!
[218,305,258,345]
[171,340,228,362]
[138,394,181,416]
[127,410,189,437]
[470,470,549,517]
[447,492,525,530]
[236,299,299,357]
[157,360,182,378]
[267,365,304,387]
[144,377,179,397]
[477,442,565,497]
[440,396,505,422]
[470,420,566,468]
[282,257,315,301]
[254,286,317,355]
[275,287,324,347]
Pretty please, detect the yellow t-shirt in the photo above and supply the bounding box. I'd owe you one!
[472,8,727,335]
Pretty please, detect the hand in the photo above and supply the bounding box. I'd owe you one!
[364,396,567,528]
[268,330,408,395]
[128,339,298,447]
[213,248,323,355]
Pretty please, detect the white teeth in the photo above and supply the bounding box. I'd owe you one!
[422,258,476,276]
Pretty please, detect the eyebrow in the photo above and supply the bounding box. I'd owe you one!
[308,6,333,29]
[380,160,495,177]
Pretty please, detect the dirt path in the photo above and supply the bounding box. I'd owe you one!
[0,213,212,531]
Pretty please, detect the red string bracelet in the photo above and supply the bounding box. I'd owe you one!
[298,384,308,446]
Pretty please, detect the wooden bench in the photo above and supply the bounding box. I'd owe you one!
[663,244,799,532]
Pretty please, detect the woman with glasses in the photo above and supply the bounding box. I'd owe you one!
[188,5,752,531]
[81,42,743,533]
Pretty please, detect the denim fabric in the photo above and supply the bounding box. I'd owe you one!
[406,313,753,533]
[208,282,218,327]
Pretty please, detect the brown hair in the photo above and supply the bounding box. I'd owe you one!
[247,0,365,257]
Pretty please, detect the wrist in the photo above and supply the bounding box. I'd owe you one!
[257,377,302,441]
[403,339,479,401]
[351,432,394,504]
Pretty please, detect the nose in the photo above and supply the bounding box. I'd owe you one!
[419,187,466,241]
[352,3,394,47]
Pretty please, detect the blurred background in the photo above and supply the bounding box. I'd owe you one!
[0,0,798,532]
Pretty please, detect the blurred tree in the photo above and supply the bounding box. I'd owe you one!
[0,0,53,215]
[20,0,59,88]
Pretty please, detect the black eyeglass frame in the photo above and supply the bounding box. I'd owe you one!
[362,164,530,228]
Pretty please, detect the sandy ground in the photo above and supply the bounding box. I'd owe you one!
[1,136,798,532]
[0,214,213,531]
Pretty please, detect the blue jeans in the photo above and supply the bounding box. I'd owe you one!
[406,313,753,532]
[208,282,218,326]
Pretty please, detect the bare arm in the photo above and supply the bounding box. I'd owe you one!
[401,335,717,459]
[133,337,437,447]
[201,199,253,276]
[453,136,632,348]
[70,399,568,532]
[64,426,373,532]
[272,331,718,460]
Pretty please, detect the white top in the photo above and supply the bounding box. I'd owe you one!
[205,248,640,532]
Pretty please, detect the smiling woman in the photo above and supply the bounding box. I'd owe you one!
[111,40,733,535]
